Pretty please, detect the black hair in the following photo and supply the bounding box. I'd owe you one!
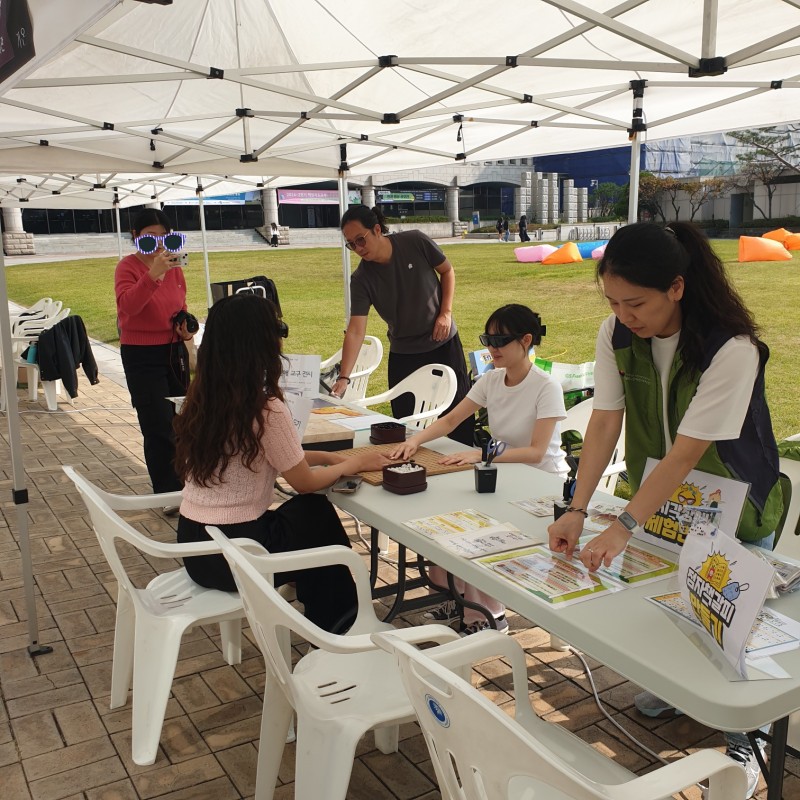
[130,208,174,240]
[485,304,546,346]
[597,222,759,374]
[340,205,389,234]
[175,293,287,486]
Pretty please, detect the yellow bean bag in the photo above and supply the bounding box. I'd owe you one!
[542,241,583,264]
[785,233,800,250]
[762,228,792,243]
[738,235,792,262]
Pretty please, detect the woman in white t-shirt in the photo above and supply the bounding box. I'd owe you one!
[390,304,568,635]
[547,222,782,798]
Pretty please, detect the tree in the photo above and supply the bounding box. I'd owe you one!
[684,177,733,221]
[728,127,798,218]
[590,181,624,217]
[637,172,667,222]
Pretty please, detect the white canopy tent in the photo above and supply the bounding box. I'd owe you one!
[5,0,800,655]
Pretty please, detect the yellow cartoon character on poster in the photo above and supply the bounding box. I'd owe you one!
[673,482,703,507]
[699,552,730,590]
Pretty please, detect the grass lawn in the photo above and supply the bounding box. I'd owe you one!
[5,238,799,439]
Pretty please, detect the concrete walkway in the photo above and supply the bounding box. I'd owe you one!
[0,336,793,798]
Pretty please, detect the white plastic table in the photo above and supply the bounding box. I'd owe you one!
[332,441,800,800]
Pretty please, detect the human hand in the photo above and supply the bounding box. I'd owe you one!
[148,250,178,281]
[349,450,391,473]
[438,450,481,466]
[432,311,451,342]
[547,512,585,559]
[579,524,630,572]
[175,319,194,341]
[329,377,349,398]
[387,440,419,461]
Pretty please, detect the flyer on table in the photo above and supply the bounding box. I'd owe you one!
[477,546,624,607]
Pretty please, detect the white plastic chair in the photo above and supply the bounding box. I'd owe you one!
[206,526,460,800]
[63,466,245,766]
[1,307,71,411]
[353,362,457,431]
[321,334,383,401]
[373,629,747,800]
[562,397,626,490]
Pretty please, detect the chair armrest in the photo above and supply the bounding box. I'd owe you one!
[351,388,393,408]
[609,749,746,799]
[100,491,182,511]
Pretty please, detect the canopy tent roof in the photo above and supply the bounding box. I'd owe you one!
[3,0,800,181]
[0,172,272,209]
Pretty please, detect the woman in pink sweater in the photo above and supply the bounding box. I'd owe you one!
[174,293,388,632]
[115,209,194,498]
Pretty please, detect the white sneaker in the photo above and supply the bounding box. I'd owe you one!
[162,505,180,517]
[724,741,762,799]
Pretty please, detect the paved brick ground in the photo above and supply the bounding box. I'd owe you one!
[0,369,797,799]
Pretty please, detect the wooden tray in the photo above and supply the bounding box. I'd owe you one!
[337,444,473,485]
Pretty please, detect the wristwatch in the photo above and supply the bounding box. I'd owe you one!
[616,510,643,535]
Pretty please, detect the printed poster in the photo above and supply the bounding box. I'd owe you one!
[680,526,775,678]
[580,535,677,586]
[635,458,749,554]
[280,354,320,397]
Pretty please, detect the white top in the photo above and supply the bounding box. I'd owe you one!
[592,314,759,449]
[467,365,568,475]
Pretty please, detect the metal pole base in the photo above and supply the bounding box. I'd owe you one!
[27,644,54,657]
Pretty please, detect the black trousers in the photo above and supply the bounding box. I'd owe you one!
[387,332,474,446]
[121,342,189,494]
[177,494,358,633]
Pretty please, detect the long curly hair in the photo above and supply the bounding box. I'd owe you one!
[174,294,286,486]
[597,222,760,374]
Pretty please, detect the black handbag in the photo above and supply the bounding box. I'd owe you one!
[209,275,282,315]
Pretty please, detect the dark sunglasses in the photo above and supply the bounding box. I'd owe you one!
[479,333,523,348]
[134,232,186,254]
[343,229,373,251]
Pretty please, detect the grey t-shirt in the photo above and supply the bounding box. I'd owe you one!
[349,229,457,354]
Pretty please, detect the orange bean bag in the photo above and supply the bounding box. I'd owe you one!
[785,233,800,250]
[542,241,583,265]
[762,228,792,243]
[738,236,792,262]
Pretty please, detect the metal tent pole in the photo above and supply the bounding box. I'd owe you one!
[338,150,351,326]
[0,249,51,656]
[628,80,647,224]
[114,196,123,262]
[197,178,213,309]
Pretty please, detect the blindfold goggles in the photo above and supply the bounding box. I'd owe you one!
[479,333,523,348]
[134,232,186,255]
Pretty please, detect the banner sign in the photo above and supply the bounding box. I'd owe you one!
[277,189,361,205]
[680,526,774,678]
[377,190,445,203]
[635,459,749,554]
[0,0,35,83]
[166,191,261,206]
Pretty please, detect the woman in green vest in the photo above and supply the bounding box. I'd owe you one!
[548,221,782,798]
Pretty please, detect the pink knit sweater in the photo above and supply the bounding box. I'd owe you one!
[180,398,305,524]
[114,253,188,346]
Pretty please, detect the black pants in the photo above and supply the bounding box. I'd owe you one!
[121,342,189,494]
[177,494,358,633]
[387,332,474,446]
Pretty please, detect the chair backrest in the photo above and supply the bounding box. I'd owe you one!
[320,336,384,401]
[388,363,457,430]
[374,631,615,799]
[205,528,381,708]
[561,397,625,486]
[12,307,71,338]
[373,631,746,800]
[63,466,163,615]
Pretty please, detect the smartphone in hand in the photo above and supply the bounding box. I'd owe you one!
[331,475,363,494]
[175,252,189,267]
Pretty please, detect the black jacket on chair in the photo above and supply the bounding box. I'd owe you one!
[38,316,100,398]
